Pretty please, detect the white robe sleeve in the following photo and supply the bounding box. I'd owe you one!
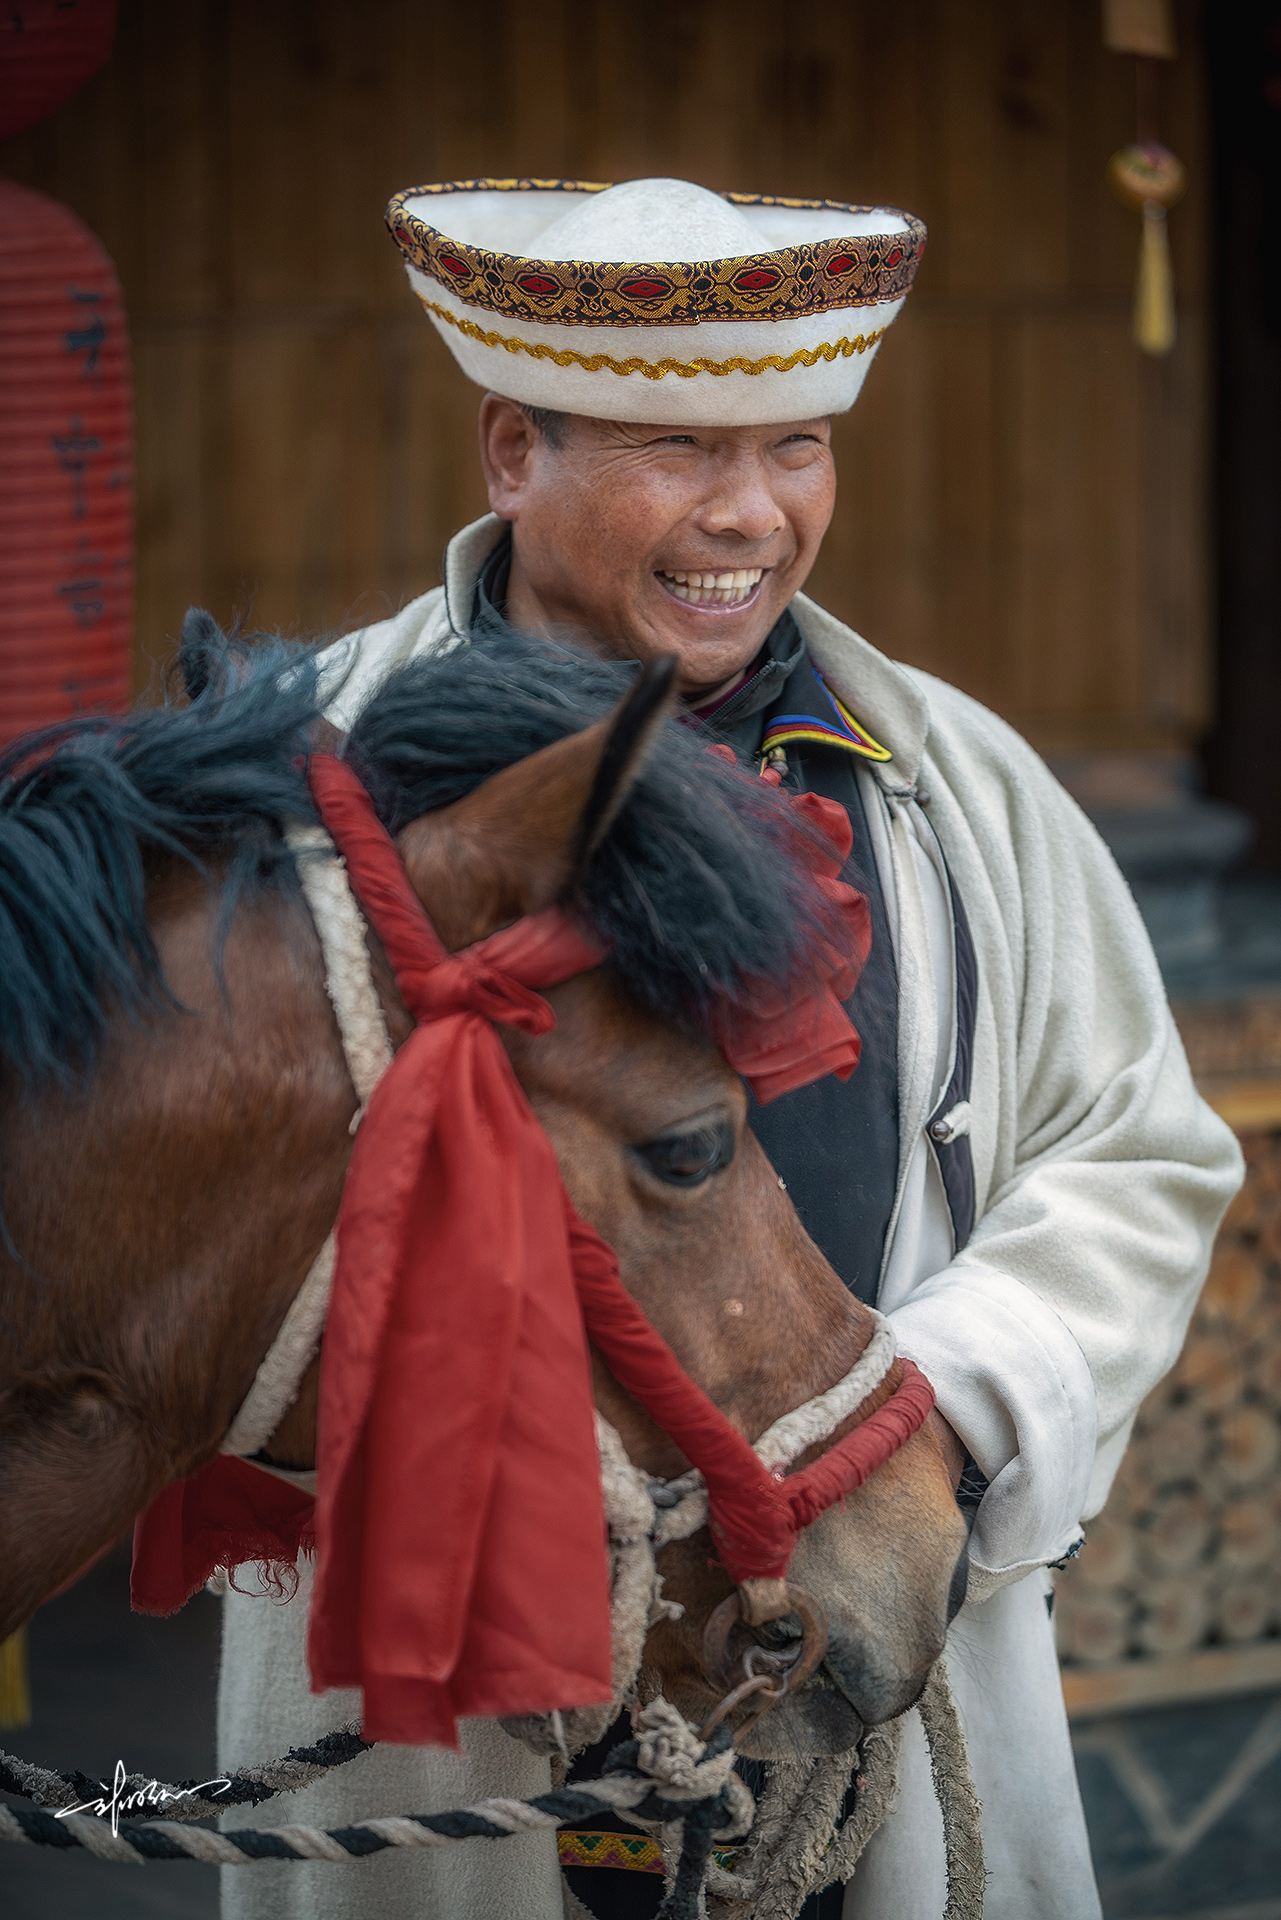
[881,675,1243,1600]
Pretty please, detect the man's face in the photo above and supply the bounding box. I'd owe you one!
[477,396,837,702]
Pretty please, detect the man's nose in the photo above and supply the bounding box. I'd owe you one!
[693,457,786,544]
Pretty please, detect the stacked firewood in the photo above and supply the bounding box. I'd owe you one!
[1055,1130,1281,1664]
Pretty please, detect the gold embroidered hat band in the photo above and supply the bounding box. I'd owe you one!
[385,176,926,425]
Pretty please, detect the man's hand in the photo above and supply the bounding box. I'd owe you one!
[926,1407,966,1494]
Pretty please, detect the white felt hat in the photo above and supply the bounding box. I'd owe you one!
[385,177,925,426]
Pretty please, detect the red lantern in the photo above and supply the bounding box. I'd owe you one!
[0,1,118,144]
[0,178,133,748]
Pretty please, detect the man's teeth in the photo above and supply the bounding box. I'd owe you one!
[659,568,763,606]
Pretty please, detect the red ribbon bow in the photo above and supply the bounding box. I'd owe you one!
[715,785,871,1101]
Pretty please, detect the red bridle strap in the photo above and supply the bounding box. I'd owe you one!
[565,1204,934,1581]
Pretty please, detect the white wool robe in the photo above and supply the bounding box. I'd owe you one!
[218,1559,563,1919]
[217,516,1241,1920]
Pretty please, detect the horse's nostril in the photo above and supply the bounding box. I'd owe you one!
[758,1616,803,1649]
[743,1644,796,1681]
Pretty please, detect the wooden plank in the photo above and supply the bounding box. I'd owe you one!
[381,316,491,610]
[1139,308,1213,738]
[130,328,208,693]
[129,1,219,315]
[811,307,943,671]
[932,0,1001,300]
[0,0,1214,756]
[991,0,1073,295]
[1063,1641,1281,1720]
[1197,1078,1281,1136]
[1001,311,1142,725]
[202,320,388,635]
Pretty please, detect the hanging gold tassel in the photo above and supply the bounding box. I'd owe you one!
[0,1628,31,1729]
[1135,202,1176,354]
[1108,143,1186,358]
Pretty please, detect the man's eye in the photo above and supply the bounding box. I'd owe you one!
[633,1120,736,1187]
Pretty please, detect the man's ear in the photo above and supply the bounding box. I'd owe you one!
[478,393,539,520]
[396,657,678,952]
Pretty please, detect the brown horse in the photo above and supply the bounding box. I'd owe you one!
[0,621,966,1761]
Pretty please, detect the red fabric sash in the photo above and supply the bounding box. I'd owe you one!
[715,788,870,1101]
[302,757,618,1745]
[130,749,919,1747]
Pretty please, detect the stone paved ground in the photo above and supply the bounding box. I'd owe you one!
[3,1545,1280,1920]
[1073,1689,1281,1919]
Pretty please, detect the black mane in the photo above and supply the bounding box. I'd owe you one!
[0,629,319,1087]
[348,633,841,1035]
[0,621,846,1086]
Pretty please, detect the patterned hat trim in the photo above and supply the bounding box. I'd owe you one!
[387,179,926,332]
[761,668,893,762]
[413,288,889,382]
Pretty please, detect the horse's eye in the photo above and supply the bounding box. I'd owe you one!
[633,1119,735,1188]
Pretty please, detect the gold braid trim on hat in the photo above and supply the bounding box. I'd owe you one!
[416,293,887,379]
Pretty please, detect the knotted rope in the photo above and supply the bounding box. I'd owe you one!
[499,1354,986,1919]
[501,1312,899,1760]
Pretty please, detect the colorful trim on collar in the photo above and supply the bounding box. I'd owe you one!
[558,1829,740,1875]
[761,670,892,763]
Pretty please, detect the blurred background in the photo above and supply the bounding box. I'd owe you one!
[1,2,1279,1917]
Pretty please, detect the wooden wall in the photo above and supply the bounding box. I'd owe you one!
[0,0,1211,754]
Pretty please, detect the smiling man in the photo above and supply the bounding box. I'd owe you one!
[476,398,835,708]
[217,178,1240,1920]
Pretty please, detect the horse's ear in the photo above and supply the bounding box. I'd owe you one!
[395,656,678,952]
[179,608,225,702]
[571,655,677,875]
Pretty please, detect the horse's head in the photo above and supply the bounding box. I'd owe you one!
[354,635,968,1759]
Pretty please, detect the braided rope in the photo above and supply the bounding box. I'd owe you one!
[0,1703,751,1920]
[221,824,393,1461]
[702,1716,902,1917]
[502,1326,898,1759]
[0,1674,983,1919]
[700,1663,985,1920]
[918,1661,986,1920]
[0,1724,372,1824]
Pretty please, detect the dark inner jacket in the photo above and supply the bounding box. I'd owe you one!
[473,532,901,1307]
